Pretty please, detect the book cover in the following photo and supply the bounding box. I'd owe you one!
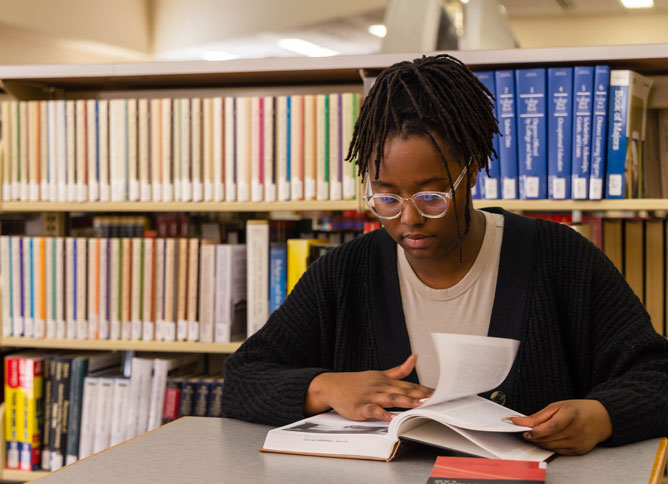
[473,71,501,199]
[572,67,595,200]
[547,67,573,200]
[427,456,546,483]
[246,220,269,337]
[224,96,237,202]
[589,66,611,200]
[516,69,547,199]
[269,242,287,315]
[605,70,653,198]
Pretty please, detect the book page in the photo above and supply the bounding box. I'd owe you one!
[425,333,519,405]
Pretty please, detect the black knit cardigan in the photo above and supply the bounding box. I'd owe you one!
[221,208,668,446]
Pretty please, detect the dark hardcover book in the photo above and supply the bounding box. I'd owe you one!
[206,377,224,418]
[162,375,185,424]
[306,243,338,267]
[427,456,546,484]
[41,354,56,471]
[193,377,214,417]
[49,356,73,471]
[178,374,200,417]
[64,357,89,466]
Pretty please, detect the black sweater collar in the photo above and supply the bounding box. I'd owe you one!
[368,208,536,392]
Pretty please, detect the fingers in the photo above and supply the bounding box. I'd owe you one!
[525,406,576,441]
[359,403,394,422]
[392,380,434,399]
[510,405,560,429]
[384,354,418,380]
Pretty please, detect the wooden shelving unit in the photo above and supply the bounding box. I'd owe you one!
[473,199,668,212]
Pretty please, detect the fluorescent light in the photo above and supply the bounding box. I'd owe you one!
[277,38,338,57]
[461,0,470,4]
[201,50,239,61]
[620,0,653,7]
[368,24,387,38]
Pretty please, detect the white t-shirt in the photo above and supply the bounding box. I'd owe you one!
[397,210,505,388]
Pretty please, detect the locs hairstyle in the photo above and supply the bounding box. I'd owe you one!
[347,53,500,239]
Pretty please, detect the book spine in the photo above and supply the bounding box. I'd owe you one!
[589,66,611,200]
[251,96,263,201]
[39,101,48,200]
[150,99,162,201]
[571,66,595,200]
[88,239,99,340]
[9,101,19,200]
[191,98,203,202]
[341,93,356,200]
[207,378,224,417]
[19,102,29,200]
[131,238,143,340]
[193,379,212,417]
[138,98,151,201]
[1,237,12,336]
[86,100,99,201]
[92,377,114,454]
[203,98,213,201]
[5,356,21,469]
[303,95,317,200]
[40,356,53,470]
[263,96,276,202]
[276,96,289,201]
[186,238,201,342]
[25,238,34,338]
[109,238,120,340]
[77,376,97,460]
[154,238,166,341]
[99,238,110,340]
[28,101,39,201]
[269,243,287,314]
[316,94,328,200]
[45,237,55,339]
[176,238,189,341]
[98,100,110,202]
[163,239,177,341]
[329,94,342,200]
[22,357,43,471]
[161,377,182,424]
[109,378,129,446]
[212,97,224,202]
[547,67,573,200]
[224,97,236,201]
[55,238,65,339]
[173,98,182,201]
[75,99,88,202]
[246,220,269,337]
[180,98,192,201]
[229,246,247,341]
[76,237,88,340]
[36,237,46,338]
[214,245,228,343]
[178,377,198,417]
[1,102,11,200]
[199,244,215,343]
[121,237,132,340]
[516,68,547,199]
[47,101,57,201]
[142,238,155,341]
[65,358,87,465]
[236,96,252,202]
[161,98,173,201]
[290,94,304,200]
[11,237,23,337]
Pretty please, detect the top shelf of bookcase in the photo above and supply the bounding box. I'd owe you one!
[1,44,668,94]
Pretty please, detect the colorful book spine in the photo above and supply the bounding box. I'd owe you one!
[316,94,329,200]
[547,67,573,200]
[1,237,12,336]
[329,94,342,201]
[4,356,21,469]
[516,68,547,199]
[269,242,287,314]
[304,95,317,200]
[473,71,501,199]
[589,65,611,200]
[251,96,264,202]
[287,238,328,294]
[224,97,237,202]
[236,97,252,202]
[263,96,276,202]
[290,95,305,201]
[571,66,595,200]
[277,96,290,201]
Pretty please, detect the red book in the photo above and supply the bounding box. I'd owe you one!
[427,456,546,483]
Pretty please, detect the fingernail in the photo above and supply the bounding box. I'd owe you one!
[418,398,429,403]
[524,432,532,439]
[502,415,521,423]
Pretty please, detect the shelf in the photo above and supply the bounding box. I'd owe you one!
[0,337,243,354]
[1,469,49,482]
[473,199,668,211]
[0,200,362,213]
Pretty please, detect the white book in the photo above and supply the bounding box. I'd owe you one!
[121,238,132,340]
[78,376,99,460]
[45,237,56,339]
[23,237,34,338]
[161,98,173,201]
[199,244,216,343]
[47,101,58,201]
[28,101,39,201]
[11,237,23,337]
[180,98,192,201]
[19,102,29,200]
[203,98,213,201]
[126,357,153,440]
[66,100,76,201]
[0,237,12,336]
[76,99,88,202]
[329,94,342,200]
[191,98,203,201]
[224,96,236,201]
[86,100,99,201]
[92,376,115,454]
[138,99,151,201]
[142,238,155,341]
[250,97,263,202]
[154,238,166,341]
[304,95,317,200]
[290,95,304,201]
[214,244,247,343]
[109,238,121,341]
[1,103,11,200]
[276,96,289,201]
[150,99,162,201]
[98,100,110,202]
[131,238,143,340]
[9,102,19,200]
[99,238,110,340]
[342,93,357,200]
[176,238,188,342]
[55,237,66,339]
[213,97,224,202]
[88,238,100,340]
[263,96,276,202]
[236,96,252,202]
[173,98,182,201]
[163,238,177,342]
[34,237,45,338]
[146,355,200,431]
[65,238,75,339]
[109,100,124,202]
[53,101,66,202]
[39,101,48,200]
[76,237,88,340]
[109,378,130,446]
[127,99,139,201]
[316,94,328,200]
[246,220,269,336]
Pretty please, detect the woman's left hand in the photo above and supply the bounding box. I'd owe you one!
[510,399,613,455]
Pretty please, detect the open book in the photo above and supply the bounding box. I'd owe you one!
[261,333,554,462]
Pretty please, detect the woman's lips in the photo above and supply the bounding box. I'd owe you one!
[403,234,434,249]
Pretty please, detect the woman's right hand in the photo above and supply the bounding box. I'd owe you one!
[304,354,434,422]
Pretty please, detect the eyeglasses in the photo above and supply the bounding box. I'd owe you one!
[363,163,469,220]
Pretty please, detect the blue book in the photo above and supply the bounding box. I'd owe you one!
[269,242,287,314]
[547,67,573,200]
[473,71,501,199]
[589,66,611,200]
[571,67,595,200]
[516,69,547,199]
[494,70,519,199]
[606,70,653,198]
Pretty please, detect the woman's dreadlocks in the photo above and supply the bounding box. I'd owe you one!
[347,53,499,242]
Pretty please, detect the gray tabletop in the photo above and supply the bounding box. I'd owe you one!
[34,417,663,484]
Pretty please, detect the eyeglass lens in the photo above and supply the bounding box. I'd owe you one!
[370,193,449,218]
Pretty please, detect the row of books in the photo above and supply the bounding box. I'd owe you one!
[4,350,221,472]
[0,228,348,343]
[0,93,361,203]
[471,67,653,200]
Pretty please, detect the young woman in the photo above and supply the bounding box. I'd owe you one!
[221,54,668,456]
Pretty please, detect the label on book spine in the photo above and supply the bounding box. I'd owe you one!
[495,70,519,199]
[547,67,573,200]
[589,65,610,200]
[571,66,594,200]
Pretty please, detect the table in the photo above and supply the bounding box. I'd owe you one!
[32,417,667,484]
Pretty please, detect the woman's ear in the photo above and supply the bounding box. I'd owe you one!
[467,159,480,189]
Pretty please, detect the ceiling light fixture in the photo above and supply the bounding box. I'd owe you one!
[461,0,470,4]
[277,38,338,57]
[201,50,239,61]
[620,0,654,8]
[368,24,388,38]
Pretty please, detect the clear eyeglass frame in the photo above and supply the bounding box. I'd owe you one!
[363,161,470,220]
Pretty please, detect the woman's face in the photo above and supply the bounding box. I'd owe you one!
[368,134,476,264]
